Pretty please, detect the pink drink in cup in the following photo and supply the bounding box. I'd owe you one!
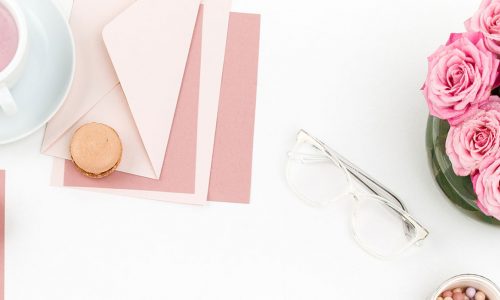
[0,0,28,116]
[0,2,18,72]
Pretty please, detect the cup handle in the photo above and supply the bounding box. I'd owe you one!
[0,84,18,116]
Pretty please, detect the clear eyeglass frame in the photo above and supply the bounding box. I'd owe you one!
[286,130,429,259]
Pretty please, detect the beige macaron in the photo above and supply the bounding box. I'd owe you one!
[70,123,122,178]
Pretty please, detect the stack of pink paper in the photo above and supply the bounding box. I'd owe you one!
[43,0,260,205]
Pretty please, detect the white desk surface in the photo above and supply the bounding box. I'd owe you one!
[2,0,493,299]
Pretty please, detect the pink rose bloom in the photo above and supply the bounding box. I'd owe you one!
[472,157,500,220]
[446,97,500,176]
[423,32,499,125]
[466,0,500,55]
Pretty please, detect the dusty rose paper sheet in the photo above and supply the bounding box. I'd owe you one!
[52,11,260,204]
[208,12,260,203]
[0,171,4,300]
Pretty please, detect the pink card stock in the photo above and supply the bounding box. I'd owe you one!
[208,12,260,203]
[54,11,260,204]
[0,171,4,300]
[41,0,201,179]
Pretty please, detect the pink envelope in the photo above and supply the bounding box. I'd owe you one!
[62,7,203,194]
[103,0,201,178]
[58,11,260,204]
[51,0,233,205]
[41,0,201,179]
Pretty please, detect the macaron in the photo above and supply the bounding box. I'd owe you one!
[70,123,122,178]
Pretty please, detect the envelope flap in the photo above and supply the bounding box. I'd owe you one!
[102,0,201,177]
[42,0,135,152]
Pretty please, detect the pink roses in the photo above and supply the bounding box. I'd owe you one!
[446,97,500,176]
[423,32,499,124]
[466,0,500,55]
[423,1,500,220]
[473,159,500,219]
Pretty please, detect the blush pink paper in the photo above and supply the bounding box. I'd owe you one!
[208,12,260,203]
[62,11,260,204]
[0,4,18,72]
[42,0,201,180]
[64,9,202,193]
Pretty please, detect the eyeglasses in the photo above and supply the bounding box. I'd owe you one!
[286,130,429,259]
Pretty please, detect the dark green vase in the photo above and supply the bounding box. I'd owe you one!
[426,116,500,225]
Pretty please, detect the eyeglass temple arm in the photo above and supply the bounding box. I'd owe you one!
[349,164,406,211]
[327,149,408,212]
[323,149,418,238]
[290,150,408,213]
[294,130,409,213]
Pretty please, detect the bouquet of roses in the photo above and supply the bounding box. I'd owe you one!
[423,0,500,220]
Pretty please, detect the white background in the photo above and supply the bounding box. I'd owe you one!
[0,0,495,299]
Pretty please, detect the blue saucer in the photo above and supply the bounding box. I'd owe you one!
[0,0,74,144]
